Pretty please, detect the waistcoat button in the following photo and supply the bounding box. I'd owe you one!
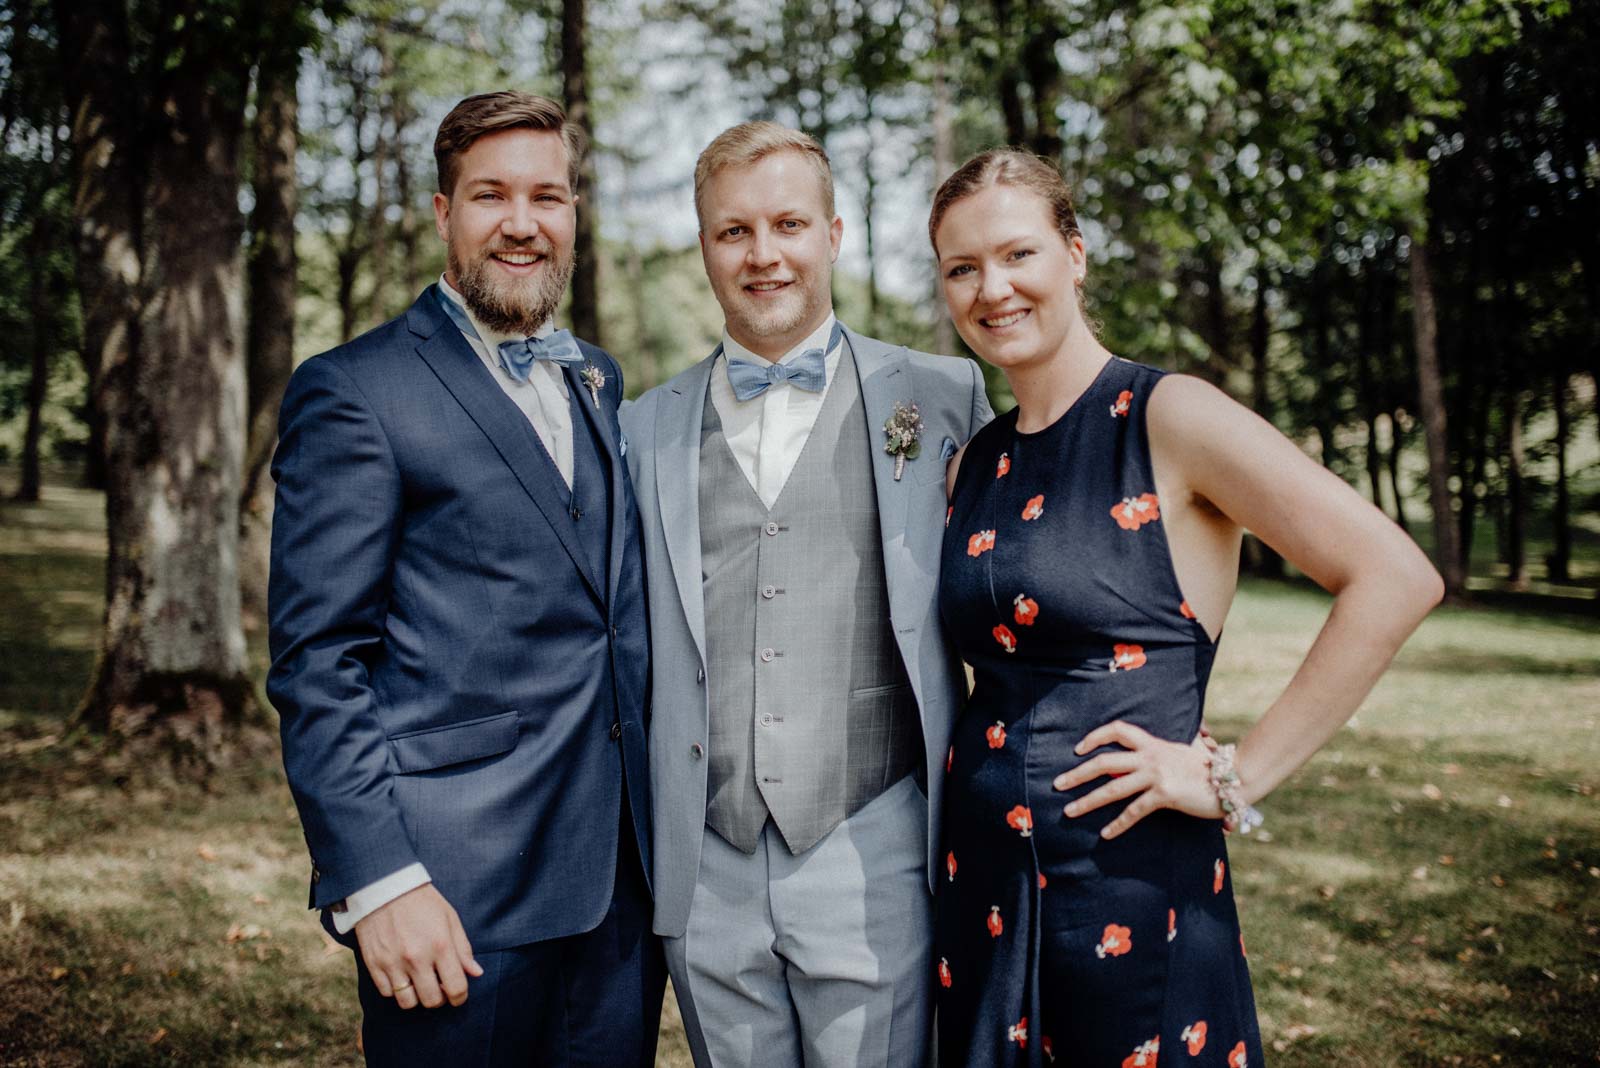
[761,585,777,599]
[759,648,775,662]
[764,521,779,536]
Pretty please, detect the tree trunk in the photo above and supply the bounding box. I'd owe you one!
[1387,408,1410,533]
[367,30,392,323]
[1503,389,1526,589]
[240,35,300,629]
[562,0,601,345]
[1548,372,1571,583]
[16,218,52,502]
[861,99,880,337]
[59,0,253,763]
[930,0,956,356]
[1407,233,1463,597]
[1243,269,1283,577]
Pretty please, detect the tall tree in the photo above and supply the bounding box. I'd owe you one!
[562,0,601,343]
[53,0,302,761]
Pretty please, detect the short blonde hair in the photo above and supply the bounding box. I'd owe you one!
[694,121,835,228]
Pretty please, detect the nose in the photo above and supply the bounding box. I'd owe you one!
[746,229,779,270]
[976,268,1013,305]
[501,197,539,240]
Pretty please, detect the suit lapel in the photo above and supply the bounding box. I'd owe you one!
[848,328,914,611]
[408,288,604,603]
[656,352,718,665]
[565,358,627,606]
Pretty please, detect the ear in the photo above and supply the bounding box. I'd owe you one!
[432,191,451,243]
[828,215,843,263]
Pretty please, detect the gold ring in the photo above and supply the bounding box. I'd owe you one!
[392,981,413,994]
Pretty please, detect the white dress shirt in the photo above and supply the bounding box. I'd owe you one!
[331,279,577,934]
[710,313,843,509]
[439,274,575,489]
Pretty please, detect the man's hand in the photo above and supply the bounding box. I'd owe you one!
[354,883,483,1009]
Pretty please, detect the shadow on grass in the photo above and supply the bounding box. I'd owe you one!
[1393,647,1600,678]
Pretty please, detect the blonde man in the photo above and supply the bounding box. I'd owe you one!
[621,122,992,1067]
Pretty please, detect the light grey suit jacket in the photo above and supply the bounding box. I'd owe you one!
[621,328,994,938]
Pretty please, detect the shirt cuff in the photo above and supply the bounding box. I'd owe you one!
[330,863,432,934]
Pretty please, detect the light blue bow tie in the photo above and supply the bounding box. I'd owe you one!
[496,330,585,382]
[725,321,844,402]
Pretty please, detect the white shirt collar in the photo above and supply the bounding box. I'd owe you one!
[438,273,554,350]
[721,312,839,368]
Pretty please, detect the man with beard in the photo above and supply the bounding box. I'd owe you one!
[621,122,992,1067]
[269,91,663,1066]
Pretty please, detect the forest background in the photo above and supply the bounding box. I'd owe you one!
[0,0,1596,1063]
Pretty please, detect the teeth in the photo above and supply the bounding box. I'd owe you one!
[495,253,539,265]
[747,281,786,291]
[983,310,1028,328]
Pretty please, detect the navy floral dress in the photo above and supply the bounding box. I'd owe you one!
[936,357,1264,1068]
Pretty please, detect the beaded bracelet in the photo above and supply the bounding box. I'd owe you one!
[1208,743,1265,834]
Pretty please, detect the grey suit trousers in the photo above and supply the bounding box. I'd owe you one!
[664,775,934,1068]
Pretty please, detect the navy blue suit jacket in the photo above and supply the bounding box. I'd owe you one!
[267,286,651,953]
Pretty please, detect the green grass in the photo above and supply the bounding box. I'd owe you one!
[2,481,1597,1065]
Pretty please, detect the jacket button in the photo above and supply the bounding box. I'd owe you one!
[609,722,622,741]
[761,585,776,599]
[690,742,704,759]
[759,713,773,727]
[696,667,705,683]
[764,521,779,536]
[311,867,321,884]
[759,648,775,663]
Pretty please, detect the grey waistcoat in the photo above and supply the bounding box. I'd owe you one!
[698,344,922,855]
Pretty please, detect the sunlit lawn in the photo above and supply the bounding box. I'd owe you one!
[1,479,1596,1066]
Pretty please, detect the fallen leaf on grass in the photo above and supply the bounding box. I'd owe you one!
[1439,855,1455,866]
[1421,783,1443,801]
[196,844,219,862]
[1317,885,1337,900]
[47,966,68,981]
[251,893,269,906]
[7,902,22,929]
[120,962,136,976]
[1490,874,1507,887]
[1411,866,1429,881]
[1496,795,1513,808]
[148,1028,168,1046]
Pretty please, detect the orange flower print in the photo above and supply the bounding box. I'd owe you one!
[1006,805,1033,837]
[996,452,1011,478]
[938,957,952,989]
[1167,908,1177,943]
[1110,389,1133,418]
[1021,494,1044,521]
[1121,1037,1160,1068]
[1042,1035,1055,1062]
[946,851,957,882]
[993,624,1018,654]
[1038,872,1048,890]
[1095,922,1132,959]
[1007,1017,1028,1048]
[986,721,1007,749]
[1180,599,1197,620]
[947,746,954,773]
[1228,1041,1248,1067]
[1182,1020,1208,1055]
[1013,594,1039,626]
[1108,644,1147,672]
[945,505,953,528]
[987,906,1004,938]
[1240,931,1247,957]
[1213,859,1226,894]
[967,529,996,557]
[1110,492,1161,531]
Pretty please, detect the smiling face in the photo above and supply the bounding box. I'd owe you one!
[433,127,576,336]
[697,150,843,361]
[935,182,1087,374]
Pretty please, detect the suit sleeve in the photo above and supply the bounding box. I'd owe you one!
[968,357,996,433]
[267,357,422,909]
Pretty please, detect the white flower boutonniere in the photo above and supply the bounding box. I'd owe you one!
[580,363,606,407]
[883,402,924,481]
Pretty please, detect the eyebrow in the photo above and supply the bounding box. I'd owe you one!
[461,177,570,193]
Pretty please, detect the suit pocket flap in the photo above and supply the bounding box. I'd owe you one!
[390,710,520,774]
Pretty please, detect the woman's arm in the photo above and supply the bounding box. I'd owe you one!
[1056,374,1443,838]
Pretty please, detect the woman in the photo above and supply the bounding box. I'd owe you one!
[930,148,1442,1067]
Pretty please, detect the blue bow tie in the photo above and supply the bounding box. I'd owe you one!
[725,321,843,402]
[496,330,585,382]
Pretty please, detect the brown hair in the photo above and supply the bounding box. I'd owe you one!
[434,91,585,197]
[928,148,1082,255]
[694,121,835,228]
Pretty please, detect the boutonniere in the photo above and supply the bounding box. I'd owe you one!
[580,363,606,407]
[883,401,924,481]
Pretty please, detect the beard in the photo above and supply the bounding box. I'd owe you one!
[451,238,575,337]
[720,270,831,352]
